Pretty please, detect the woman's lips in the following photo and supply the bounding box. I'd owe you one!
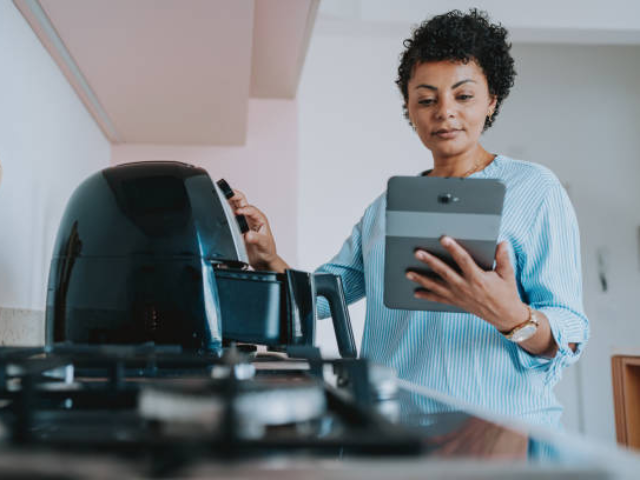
[433,129,462,139]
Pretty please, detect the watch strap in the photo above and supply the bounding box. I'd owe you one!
[504,305,539,342]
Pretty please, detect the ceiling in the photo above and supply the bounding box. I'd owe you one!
[318,0,640,45]
[13,0,319,145]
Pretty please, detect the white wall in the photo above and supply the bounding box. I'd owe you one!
[3,0,640,444]
[0,1,111,313]
[111,99,299,264]
[297,27,425,363]
[297,29,432,365]
[298,21,640,443]
[484,44,640,443]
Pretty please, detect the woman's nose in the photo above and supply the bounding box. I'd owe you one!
[434,96,455,120]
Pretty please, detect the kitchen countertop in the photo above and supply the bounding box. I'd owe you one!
[389,379,640,479]
[2,366,639,480]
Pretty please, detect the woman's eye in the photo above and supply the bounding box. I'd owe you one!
[418,99,435,106]
[457,94,474,101]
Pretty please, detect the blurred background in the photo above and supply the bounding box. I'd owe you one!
[1,0,639,445]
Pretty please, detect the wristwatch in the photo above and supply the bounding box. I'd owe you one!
[503,305,540,343]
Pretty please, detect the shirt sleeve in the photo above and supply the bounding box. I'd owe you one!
[314,218,366,319]
[515,181,590,385]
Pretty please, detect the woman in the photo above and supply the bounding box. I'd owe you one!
[231,9,589,428]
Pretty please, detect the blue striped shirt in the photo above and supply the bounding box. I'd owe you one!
[316,155,589,427]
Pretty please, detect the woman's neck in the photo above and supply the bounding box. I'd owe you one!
[429,145,495,177]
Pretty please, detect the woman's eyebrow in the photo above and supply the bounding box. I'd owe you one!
[415,79,476,91]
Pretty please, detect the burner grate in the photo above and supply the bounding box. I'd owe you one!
[0,344,421,467]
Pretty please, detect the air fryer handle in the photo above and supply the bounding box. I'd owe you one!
[314,273,357,359]
[217,178,249,234]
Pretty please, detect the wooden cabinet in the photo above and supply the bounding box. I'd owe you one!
[612,355,640,449]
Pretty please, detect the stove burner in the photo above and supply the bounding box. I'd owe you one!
[139,377,327,438]
[0,344,420,468]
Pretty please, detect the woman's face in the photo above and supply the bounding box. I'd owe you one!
[406,60,496,160]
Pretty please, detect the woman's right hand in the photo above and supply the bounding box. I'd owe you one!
[229,190,289,272]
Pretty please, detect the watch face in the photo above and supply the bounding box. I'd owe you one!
[511,323,537,343]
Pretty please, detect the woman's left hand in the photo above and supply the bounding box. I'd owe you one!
[407,237,528,332]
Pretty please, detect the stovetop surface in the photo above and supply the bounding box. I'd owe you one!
[0,345,635,479]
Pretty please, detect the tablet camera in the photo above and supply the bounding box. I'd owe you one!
[437,193,459,204]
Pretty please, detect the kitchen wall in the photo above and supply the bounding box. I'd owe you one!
[484,44,640,443]
[0,0,300,346]
[3,0,640,445]
[297,23,640,443]
[110,98,299,265]
[0,1,111,320]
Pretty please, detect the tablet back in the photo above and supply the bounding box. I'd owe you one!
[384,176,506,312]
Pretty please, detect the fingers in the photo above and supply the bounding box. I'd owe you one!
[494,241,514,279]
[440,236,483,278]
[406,254,457,305]
[414,249,463,286]
[414,289,454,306]
[406,271,450,299]
[229,189,247,208]
[225,190,279,271]
[230,192,270,233]
[235,205,269,232]
[244,230,271,249]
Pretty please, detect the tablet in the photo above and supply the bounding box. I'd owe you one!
[384,176,506,313]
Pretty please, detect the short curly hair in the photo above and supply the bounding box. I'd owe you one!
[396,9,516,131]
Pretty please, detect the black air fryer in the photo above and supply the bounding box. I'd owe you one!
[45,161,356,357]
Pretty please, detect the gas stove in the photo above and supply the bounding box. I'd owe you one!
[0,345,630,479]
[0,344,422,476]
